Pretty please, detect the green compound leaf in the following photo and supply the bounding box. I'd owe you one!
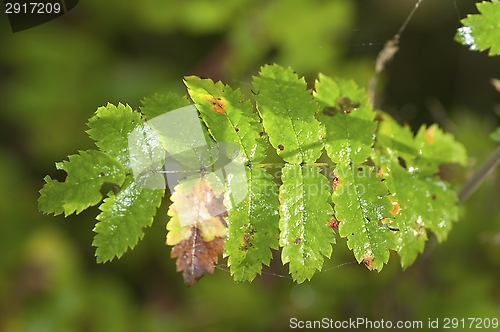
[140,92,191,120]
[455,0,500,56]
[253,64,323,164]
[334,164,397,271]
[184,76,267,163]
[279,164,335,283]
[87,103,143,171]
[38,150,125,217]
[315,74,376,166]
[93,175,164,263]
[224,167,280,282]
[414,124,468,175]
[39,67,470,284]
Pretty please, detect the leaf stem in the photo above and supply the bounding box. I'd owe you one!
[458,144,500,203]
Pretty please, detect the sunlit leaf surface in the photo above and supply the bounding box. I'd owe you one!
[224,167,280,282]
[38,150,125,216]
[253,64,323,164]
[279,164,335,282]
[455,1,500,56]
[93,176,164,263]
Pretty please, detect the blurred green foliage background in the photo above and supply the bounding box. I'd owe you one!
[0,0,499,331]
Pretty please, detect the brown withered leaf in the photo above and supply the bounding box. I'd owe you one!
[171,228,225,286]
[166,175,228,286]
[166,176,227,245]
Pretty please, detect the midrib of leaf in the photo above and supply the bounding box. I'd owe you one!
[279,164,334,282]
[87,103,143,172]
[224,167,279,282]
[184,76,267,163]
[253,64,323,164]
[38,150,126,217]
[200,87,248,159]
[274,86,307,162]
[93,176,164,263]
[334,164,396,271]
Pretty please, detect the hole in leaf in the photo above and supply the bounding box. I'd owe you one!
[100,182,120,196]
[331,174,340,191]
[397,157,407,169]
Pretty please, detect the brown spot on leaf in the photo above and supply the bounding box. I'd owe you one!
[425,127,434,144]
[328,218,338,229]
[170,228,224,286]
[389,201,400,216]
[278,144,284,151]
[361,255,375,271]
[205,95,226,114]
[331,174,340,191]
[243,229,256,244]
[243,233,250,243]
[294,238,301,245]
[322,107,337,116]
[336,95,361,114]
[235,127,239,132]
[431,194,437,200]
[377,168,384,177]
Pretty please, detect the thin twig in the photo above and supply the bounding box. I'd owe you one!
[394,0,425,41]
[458,145,500,203]
[368,0,425,107]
